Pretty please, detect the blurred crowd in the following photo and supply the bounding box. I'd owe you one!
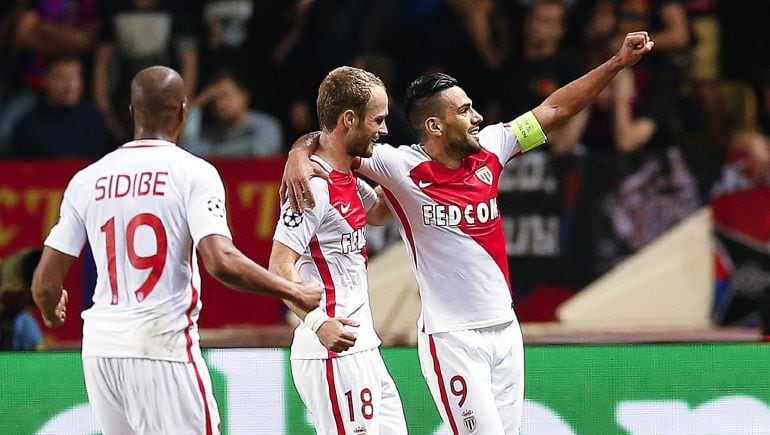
[0,0,767,159]
[2,0,770,331]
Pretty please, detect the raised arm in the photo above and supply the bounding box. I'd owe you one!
[280,132,325,212]
[31,247,74,328]
[197,234,322,312]
[268,240,358,353]
[530,31,654,135]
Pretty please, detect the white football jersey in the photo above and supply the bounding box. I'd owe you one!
[356,123,522,334]
[274,156,381,359]
[45,139,232,361]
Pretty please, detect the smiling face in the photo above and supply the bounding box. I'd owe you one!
[435,86,484,157]
[347,85,388,158]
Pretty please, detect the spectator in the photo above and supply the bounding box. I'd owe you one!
[710,130,770,333]
[490,0,587,153]
[353,52,417,147]
[93,0,199,141]
[197,0,257,84]
[182,69,283,157]
[581,67,679,154]
[0,248,44,351]
[10,56,108,159]
[0,0,99,155]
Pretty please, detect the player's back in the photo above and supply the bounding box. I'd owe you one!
[63,139,224,360]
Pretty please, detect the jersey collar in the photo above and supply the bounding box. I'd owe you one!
[120,139,177,149]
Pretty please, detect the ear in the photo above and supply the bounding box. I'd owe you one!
[128,105,134,120]
[179,101,188,121]
[343,110,356,128]
[425,117,442,136]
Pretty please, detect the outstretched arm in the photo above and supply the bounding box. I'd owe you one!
[268,240,358,353]
[32,247,75,328]
[198,234,322,312]
[530,32,654,135]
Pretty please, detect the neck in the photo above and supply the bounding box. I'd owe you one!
[422,139,464,169]
[316,131,354,172]
[134,127,177,143]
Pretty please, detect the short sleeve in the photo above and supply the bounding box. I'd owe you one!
[356,178,377,211]
[44,178,87,257]
[354,144,402,189]
[186,162,232,245]
[479,121,530,165]
[273,177,328,255]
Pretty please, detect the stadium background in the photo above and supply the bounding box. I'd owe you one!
[3,0,770,433]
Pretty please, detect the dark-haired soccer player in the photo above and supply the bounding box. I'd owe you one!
[284,32,654,434]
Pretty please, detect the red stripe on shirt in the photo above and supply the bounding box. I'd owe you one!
[326,358,346,435]
[429,335,459,435]
[310,235,338,358]
[185,249,213,435]
[382,187,418,268]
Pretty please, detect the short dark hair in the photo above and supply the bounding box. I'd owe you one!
[210,68,250,93]
[45,55,82,74]
[404,73,458,139]
[317,66,384,132]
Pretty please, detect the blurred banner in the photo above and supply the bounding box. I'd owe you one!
[0,158,288,343]
[3,344,770,434]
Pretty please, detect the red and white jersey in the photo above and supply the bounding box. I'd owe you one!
[44,139,232,361]
[356,123,522,334]
[273,156,381,359]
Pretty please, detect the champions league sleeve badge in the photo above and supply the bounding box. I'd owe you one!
[281,208,303,228]
[207,197,226,218]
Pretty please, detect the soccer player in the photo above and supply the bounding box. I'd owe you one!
[269,66,407,434]
[31,66,323,435]
[282,33,654,434]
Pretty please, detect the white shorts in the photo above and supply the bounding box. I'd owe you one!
[291,348,407,434]
[83,356,221,435]
[418,319,525,434]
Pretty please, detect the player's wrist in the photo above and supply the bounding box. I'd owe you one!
[304,307,330,333]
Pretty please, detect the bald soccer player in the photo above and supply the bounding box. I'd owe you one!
[32,66,323,435]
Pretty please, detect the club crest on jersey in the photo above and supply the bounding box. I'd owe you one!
[207,197,225,218]
[281,209,303,228]
[475,165,493,186]
[462,410,477,433]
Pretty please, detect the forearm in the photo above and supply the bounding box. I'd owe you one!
[31,280,62,322]
[177,43,199,96]
[540,56,624,124]
[269,261,310,319]
[210,247,296,300]
[92,44,114,110]
[35,22,95,53]
[613,103,655,152]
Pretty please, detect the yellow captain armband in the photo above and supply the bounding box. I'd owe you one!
[510,111,547,152]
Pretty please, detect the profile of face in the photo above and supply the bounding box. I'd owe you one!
[435,86,484,157]
[524,1,566,47]
[347,85,389,158]
[212,77,250,126]
[45,60,83,107]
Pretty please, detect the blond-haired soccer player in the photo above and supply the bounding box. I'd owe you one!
[270,66,407,434]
